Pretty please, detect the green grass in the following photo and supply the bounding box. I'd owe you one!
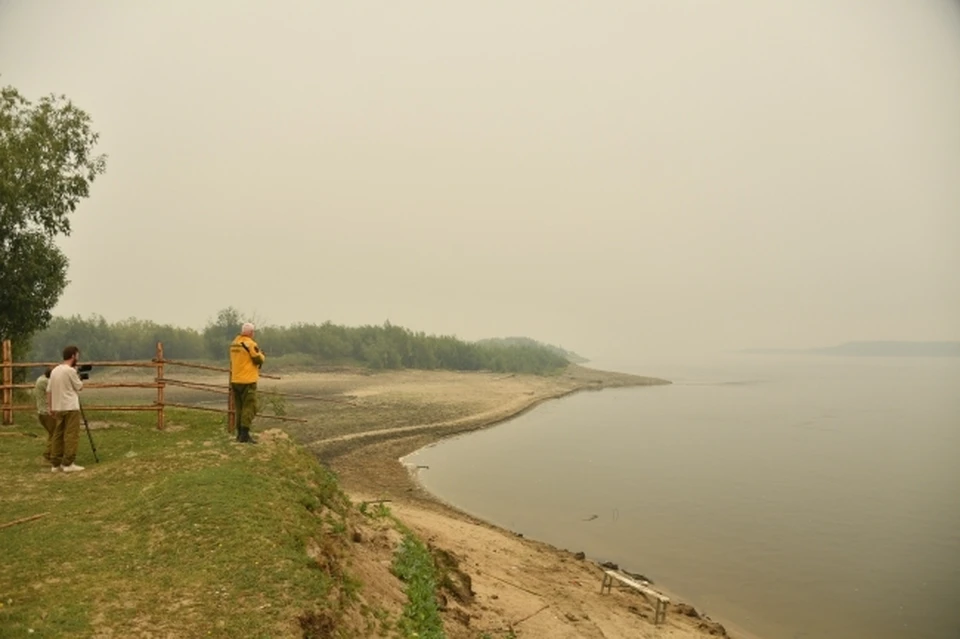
[391,528,445,639]
[0,409,354,638]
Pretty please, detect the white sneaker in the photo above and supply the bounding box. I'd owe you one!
[62,464,85,473]
[51,466,62,473]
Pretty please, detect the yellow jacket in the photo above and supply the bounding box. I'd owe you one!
[230,335,265,383]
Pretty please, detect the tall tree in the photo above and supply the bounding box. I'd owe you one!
[204,307,243,359]
[0,82,107,359]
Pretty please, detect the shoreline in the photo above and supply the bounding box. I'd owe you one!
[310,365,762,639]
[400,391,765,639]
[400,461,764,639]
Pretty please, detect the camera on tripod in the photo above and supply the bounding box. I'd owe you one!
[75,363,93,381]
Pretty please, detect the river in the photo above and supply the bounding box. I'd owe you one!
[404,354,960,639]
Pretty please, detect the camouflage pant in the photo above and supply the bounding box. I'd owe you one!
[231,382,258,431]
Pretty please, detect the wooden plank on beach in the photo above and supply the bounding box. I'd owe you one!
[601,570,670,625]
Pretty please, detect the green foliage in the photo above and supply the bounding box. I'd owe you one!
[0,231,68,348]
[28,309,572,375]
[263,392,288,417]
[29,314,204,362]
[0,82,107,358]
[0,84,107,237]
[392,533,445,639]
[204,306,242,358]
[256,319,569,374]
[359,501,392,520]
[477,336,588,363]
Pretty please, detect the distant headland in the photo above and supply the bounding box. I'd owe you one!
[743,341,960,357]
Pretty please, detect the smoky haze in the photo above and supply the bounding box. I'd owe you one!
[1,0,958,360]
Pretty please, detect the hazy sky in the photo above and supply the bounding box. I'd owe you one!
[2,0,958,359]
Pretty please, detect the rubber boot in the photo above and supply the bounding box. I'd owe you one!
[239,427,257,444]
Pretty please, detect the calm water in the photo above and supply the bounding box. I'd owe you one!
[405,355,960,639]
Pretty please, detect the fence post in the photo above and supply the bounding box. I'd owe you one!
[156,341,165,431]
[1,340,11,425]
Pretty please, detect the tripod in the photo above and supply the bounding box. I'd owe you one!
[79,400,99,463]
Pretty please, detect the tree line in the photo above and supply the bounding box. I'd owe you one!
[27,308,573,375]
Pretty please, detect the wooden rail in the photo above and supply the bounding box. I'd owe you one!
[162,359,281,380]
[5,404,161,413]
[0,339,315,429]
[164,402,307,423]
[8,360,157,368]
[161,378,230,395]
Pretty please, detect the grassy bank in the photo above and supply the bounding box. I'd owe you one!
[1,367,676,639]
[0,409,417,638]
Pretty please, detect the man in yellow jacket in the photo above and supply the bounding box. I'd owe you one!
[229,322,265,443]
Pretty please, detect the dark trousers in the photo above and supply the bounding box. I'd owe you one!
[231,382,258,432]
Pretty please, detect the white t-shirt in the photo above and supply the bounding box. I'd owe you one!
[48,364,83,411]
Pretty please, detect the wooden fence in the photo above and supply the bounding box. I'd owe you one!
[0,340,308,430]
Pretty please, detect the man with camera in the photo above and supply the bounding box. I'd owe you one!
[46,345,87,473]
[229,322,265,444]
